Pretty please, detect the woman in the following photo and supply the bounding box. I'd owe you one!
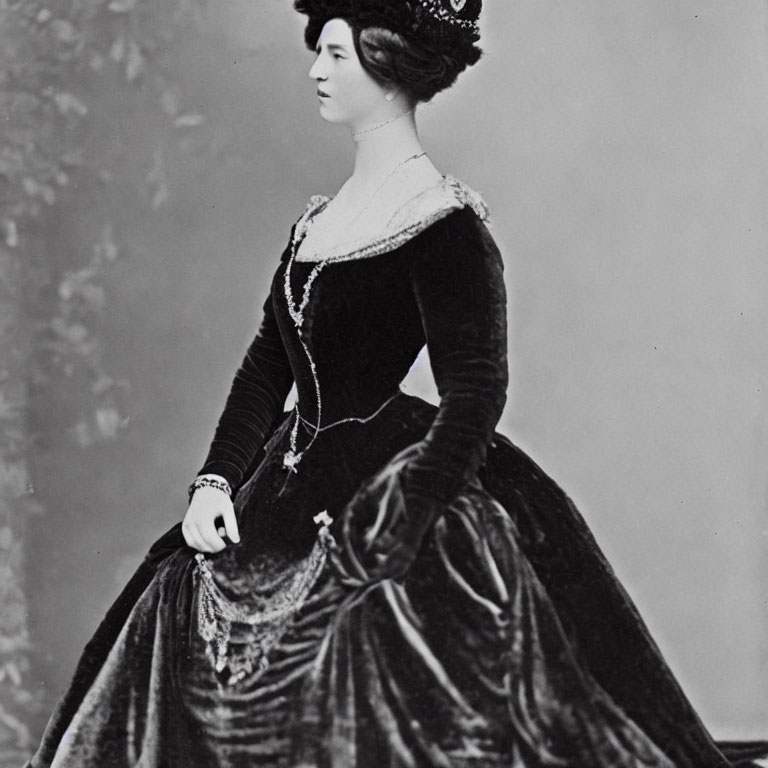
[26,1,767,767]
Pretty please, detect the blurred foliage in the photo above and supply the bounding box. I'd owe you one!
[2,0,210,446]
[0,0,208,761]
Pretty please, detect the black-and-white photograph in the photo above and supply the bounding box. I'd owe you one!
[1,1,766,766]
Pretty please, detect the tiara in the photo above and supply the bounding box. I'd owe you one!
[295,0,483,41]
[419,0,481,33]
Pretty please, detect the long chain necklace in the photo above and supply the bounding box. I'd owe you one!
[308,151,427,243]
[347,151,426,229]
[282,152,425,473]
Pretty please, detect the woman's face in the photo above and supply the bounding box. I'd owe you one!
[308,18,391,130]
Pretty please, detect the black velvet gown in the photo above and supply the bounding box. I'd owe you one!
[27,177,767,768]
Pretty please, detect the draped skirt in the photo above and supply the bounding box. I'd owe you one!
[25,396,767,768]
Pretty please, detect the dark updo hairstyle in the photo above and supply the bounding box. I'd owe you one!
[294,0,483,103]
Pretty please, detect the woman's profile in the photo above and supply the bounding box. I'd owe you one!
[25,1,768,766]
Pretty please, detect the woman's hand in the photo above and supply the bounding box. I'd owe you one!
[182,485,240,553]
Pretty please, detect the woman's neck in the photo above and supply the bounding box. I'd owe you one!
[349,110,425,187]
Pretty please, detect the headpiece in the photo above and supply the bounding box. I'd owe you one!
[419,0,482,34]
[294,0,483,50]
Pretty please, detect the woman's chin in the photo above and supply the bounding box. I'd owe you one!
[317,107,349,128]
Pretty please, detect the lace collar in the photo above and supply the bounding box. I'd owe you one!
[292,174,490,264]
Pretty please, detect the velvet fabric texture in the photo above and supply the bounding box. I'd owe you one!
[27,200,767,767]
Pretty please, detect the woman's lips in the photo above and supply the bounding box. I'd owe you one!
[317,88,330,98]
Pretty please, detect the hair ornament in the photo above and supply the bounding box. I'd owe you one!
[294,0,483,42]
[419,0,480,33]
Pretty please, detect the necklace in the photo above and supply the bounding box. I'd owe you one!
[281,152,425,473]
[346,151,426,229]
[304,151,427,252]
[352,107,413,140]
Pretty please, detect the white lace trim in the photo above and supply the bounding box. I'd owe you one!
[194,527,332,686]
[293,174,490,265]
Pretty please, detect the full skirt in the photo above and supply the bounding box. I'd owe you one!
[26,394,767,767]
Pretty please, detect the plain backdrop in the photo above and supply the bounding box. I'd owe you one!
[27,0,766,743]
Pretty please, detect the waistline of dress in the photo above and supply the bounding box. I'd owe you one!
[296,390,401,434]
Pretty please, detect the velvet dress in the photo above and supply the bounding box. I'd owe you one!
[27,177,767,768]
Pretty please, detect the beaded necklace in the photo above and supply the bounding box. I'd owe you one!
[282,228,325,472]
[282,152,424,472]
[351,107,413,140]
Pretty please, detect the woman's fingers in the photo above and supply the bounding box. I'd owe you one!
[182,491,234,553]
[182,521,206,552]
[181,521,197,550]
[184,521,220,553]
[219,502,241,544]
[198,516,226,552]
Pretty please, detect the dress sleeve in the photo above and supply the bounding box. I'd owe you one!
[403,207,509,505]
[196,291,294,491]
[332,208,509,584]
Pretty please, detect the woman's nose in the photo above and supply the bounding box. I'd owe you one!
[309,56,324,80]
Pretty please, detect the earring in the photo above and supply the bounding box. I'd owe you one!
[385,93,395,102]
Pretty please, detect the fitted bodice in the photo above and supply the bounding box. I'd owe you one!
[199,180,509,513]
[278,239,427,428]
[275,174,496,428]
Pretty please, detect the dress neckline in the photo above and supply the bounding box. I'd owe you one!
[291,174,489,265]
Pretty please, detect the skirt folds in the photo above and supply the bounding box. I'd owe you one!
[26,401,756,767]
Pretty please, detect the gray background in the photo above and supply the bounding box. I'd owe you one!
[28,0,766,742]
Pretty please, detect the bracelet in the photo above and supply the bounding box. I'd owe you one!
[188,476,232,502]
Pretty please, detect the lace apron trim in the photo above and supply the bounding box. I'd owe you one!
[193,519,334,686]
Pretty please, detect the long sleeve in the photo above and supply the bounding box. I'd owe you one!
[333,208,509,584]
[197,292,294,491]
[403,208,509,505]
